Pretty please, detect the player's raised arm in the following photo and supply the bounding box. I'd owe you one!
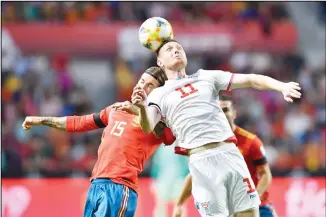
[22,116,67,131]
[22,106,111,132]
[132,85,162,134]
[205,69,301,103]
[230,73,301,103]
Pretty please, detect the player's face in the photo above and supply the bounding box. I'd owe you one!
[157,41,187,71]
[220,100,236,126]
[137,73,160,95]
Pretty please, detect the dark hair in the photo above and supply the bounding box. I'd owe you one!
[155,38,180,55]
[144,66,167,87]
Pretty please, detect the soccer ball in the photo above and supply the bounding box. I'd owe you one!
[138,17,174,52]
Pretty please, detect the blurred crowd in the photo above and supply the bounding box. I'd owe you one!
[2,2,325,179]
[2,2,291,24]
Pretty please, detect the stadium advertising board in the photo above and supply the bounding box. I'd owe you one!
[2,177,325,217]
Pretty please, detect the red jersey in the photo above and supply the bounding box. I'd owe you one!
[66,105,175,193]
[234,126,270,205]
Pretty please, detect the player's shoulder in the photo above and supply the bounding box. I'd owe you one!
[197,69,229,79]
[109,106,135,121]
[235,126,257,140]
[147,85,168,102]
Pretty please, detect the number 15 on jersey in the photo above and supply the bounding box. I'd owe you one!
[110,121,127,137]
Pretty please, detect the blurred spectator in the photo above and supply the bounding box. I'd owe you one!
[1,2,291,24]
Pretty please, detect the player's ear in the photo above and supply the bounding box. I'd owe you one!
[233,110,237,120]
[157,59,163,68]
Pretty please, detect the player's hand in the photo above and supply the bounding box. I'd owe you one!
[112,101,139,115]
[132,85,147,108]
[281,82,301,103]
[22,116,44,130]
[172,205,183,217]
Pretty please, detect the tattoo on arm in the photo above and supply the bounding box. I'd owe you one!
[41,117,67,131]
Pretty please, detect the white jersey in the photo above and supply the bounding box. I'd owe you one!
[147,69,235,150]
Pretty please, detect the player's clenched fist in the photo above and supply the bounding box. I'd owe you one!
[132,85,147,108]
[22,116,44,130]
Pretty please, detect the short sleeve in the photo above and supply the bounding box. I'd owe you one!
[147,89,165,118]
[200,69,234,92]
[249,136,268,167]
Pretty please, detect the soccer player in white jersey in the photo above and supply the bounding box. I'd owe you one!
[130,39,301,217]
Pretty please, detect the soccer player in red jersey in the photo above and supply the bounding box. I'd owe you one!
[172,98,278,217]
[22,66,176,217]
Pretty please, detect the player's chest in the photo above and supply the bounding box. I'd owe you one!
[164,79,214,105]
[103,111,159,144]
[103,111,143,138]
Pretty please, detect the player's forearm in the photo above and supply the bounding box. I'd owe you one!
[139,107,154,134]
[256,172,272,197]
[249,74,284,92]
[41,117,67,131]
[175,173,193,206]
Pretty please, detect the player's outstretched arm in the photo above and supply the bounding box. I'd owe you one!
[22,107,110,132]
[172,173,193,217]
[22,116,67,131]
[231,74,301,103]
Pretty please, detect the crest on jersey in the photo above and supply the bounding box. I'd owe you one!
[200,201,213,216]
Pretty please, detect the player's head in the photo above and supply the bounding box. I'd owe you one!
[219,96,237,127]
[138,66,167,95]
[156,39,187,71]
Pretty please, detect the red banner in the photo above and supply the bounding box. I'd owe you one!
[2,177,325,217]
[3,21,297,55]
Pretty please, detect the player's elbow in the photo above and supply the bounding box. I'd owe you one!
[266,170,273,185]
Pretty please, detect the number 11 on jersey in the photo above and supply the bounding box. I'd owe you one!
[176,83,198,98]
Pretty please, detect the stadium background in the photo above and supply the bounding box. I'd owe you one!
[1,2,325,217]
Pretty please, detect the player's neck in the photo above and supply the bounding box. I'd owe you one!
[166,68,187,80]
[231,123,236,132]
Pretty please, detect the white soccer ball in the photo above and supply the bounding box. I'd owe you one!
[138,17,174,52]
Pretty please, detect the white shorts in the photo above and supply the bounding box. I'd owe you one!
[189,143,261,217]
